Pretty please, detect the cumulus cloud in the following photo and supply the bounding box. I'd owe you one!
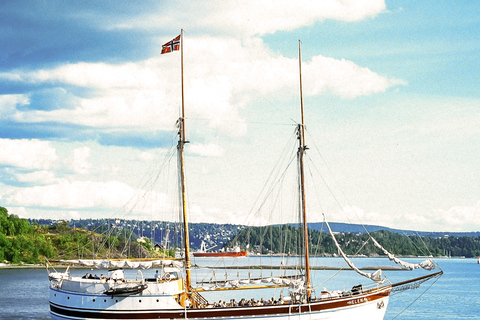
[16,170,58,185]
[305,56,407,98]
[137,151,156,162]
[2,180,167,212]
[6,36,402,140]
[72,147,91,174]
[128,0,386,36]
[0,139,57,170]
[36,61,159,89]
[205,0,386,35]
[189,143,224,157]
[340,203,480,232]
[0,94,29,117]
[340,205,395,227]
[426,202,480,232]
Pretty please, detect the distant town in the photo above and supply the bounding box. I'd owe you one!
[30,218,480,254]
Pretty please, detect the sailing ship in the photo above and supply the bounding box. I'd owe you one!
[47,31,442,320]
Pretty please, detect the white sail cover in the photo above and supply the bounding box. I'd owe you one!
[55,259,183,269]
[324,218,384,283]
[369,237,436,271]
[323,214,435,282]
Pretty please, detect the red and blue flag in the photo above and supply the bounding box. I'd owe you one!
[161,35,181,54]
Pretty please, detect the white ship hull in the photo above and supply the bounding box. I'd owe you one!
[49,284,390,320]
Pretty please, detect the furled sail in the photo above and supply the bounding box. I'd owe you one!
[323,212,435,281]
[323,216,384,283]
[369,237,436,271]
[198,276,301,291]
[48,259,183,269]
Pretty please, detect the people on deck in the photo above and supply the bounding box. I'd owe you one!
[213,296,285,308]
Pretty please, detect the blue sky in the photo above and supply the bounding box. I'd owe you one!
[1,1,479,232]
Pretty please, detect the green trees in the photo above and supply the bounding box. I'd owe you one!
[0,207,175,264]
[0,227,55,264]
[226,224,480,258]
[1,207,38,263]
[0,207,57,263]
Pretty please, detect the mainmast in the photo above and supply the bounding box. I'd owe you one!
[298,40,312,299]
[177,29,192,293]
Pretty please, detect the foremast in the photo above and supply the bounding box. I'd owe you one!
[297,40,312,299]
[176,29,192,294]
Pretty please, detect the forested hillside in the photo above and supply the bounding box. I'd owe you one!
[0,206,55,263]
[0,207,170,264]
[225,225,480,258]
[2,206,480,265]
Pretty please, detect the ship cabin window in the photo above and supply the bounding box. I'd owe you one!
[162,272,178,280]
[161,267,181,281]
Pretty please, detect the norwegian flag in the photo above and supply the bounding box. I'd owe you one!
[161,35,181,54]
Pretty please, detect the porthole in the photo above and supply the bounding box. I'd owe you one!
[139,300,142,303]
[93,299,96,302]
[67,297,70,300]
[104,299,107,303]
[156,299,159,303]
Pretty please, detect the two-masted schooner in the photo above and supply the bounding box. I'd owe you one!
[47,31,442,320]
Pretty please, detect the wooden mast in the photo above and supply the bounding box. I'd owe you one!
[177,29,192,293]
[298,40,312,299]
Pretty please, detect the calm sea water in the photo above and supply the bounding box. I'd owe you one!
[0,257,477,319]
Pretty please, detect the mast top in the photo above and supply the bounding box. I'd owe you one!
[298,40,306,146]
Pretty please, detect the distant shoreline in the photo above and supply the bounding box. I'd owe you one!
[0,256,475,270]
[0,263,46,269]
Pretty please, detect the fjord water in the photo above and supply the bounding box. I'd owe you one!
[0,258,477,320]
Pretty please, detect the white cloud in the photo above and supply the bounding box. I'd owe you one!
[2,180,124,208]
[0,139,57,170]
[126,1,386,36]
[205,0,386,35]
[16,170,58,185]
[32,62,159,89]
[8,34,403,136]
[2,180,167,213]
[138,151,156,162]
[339,203,480,232]
[339,205,395,227]
[427,202,480,232]
[4,206,28,218]
[189,143,224,157]
[72,147,91,174]
[305,56,407,98]
[0,94,29,117]
[404,97,480,141]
